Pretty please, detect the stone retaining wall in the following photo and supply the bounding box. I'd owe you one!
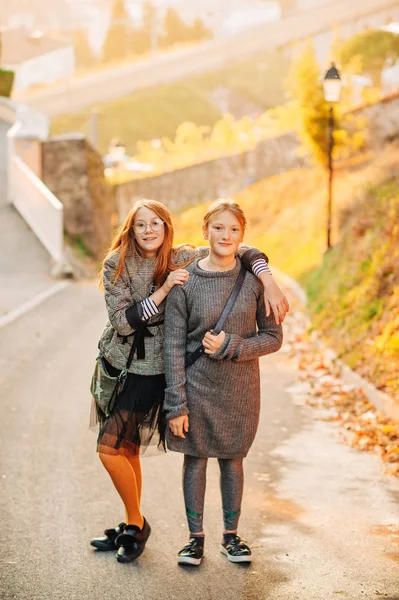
[116,132,305,221]
[42,135,113,258]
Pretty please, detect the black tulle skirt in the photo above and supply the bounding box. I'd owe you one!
[94,358,166,457]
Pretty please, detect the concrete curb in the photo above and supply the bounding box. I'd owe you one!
[0,281,71,330]
[274,267,399,422]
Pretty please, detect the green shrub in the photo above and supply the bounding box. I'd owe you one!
[0,69,14,97]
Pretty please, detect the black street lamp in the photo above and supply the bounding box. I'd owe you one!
[323,63,342,250]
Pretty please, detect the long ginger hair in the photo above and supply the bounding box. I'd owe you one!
[100,199,177,289]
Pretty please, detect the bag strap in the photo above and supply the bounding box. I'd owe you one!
[122,333,140,375]
[212,263,246,334]
[185,263,246,367]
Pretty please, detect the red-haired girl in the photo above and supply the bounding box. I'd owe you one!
[90,199,288,563]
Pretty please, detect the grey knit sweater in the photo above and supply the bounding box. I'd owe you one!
[164,258,283,459]
[98,245,267,375]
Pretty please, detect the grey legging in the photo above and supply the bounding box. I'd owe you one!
[183,455,244,534]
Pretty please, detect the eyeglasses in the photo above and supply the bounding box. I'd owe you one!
[133,218,165,234]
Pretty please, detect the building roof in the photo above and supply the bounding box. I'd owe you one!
[0,0,74,31]
[1,28,71,65]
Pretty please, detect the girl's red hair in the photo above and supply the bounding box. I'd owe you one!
[203,199,247,231]
[100,199,177,289]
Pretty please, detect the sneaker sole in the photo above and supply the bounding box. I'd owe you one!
[220,545,252,563]
[178,556,203,566]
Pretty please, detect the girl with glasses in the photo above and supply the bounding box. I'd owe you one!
[90,198,288,563]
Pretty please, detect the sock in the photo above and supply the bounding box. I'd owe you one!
[98,451,144,529]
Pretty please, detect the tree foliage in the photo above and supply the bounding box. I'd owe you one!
[161,9,212,48]
[102,1,212,60]
[134,0,157,53]
[288,43,331,166]
[163,7,188,46]
[287,42,366,166]
[188,17,212,43]
[102,0,132,62]
[72,28,96,69]
[340,29,399,84]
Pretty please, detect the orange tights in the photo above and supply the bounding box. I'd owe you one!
[99,449,144,529]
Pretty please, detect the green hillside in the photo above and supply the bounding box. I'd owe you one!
[174,144,399,403]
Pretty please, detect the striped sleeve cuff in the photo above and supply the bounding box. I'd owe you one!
[140,297,160,321]
[251,259,272,277]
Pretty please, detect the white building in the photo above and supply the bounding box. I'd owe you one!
[1,28,75,92]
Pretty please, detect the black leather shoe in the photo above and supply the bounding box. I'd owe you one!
[178,537,204,566]
[115,518,151,563]
[90,522,126,551]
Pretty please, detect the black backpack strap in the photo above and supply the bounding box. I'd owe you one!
[185,264,246,367]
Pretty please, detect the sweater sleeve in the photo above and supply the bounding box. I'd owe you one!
[237,245,270,277]
[210,290,283,362]
[194,246,211,259]
[125,297,160,330]
[102,255,136,336]
[163,285,190,419]
[172,244,197,266]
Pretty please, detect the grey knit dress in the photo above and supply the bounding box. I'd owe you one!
[164,258,283,459]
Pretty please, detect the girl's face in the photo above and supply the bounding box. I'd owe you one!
[133,206,166,258]
[203,210,244,258]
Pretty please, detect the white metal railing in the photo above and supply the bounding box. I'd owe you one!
[10,156,64,264]
[0,96,65,267]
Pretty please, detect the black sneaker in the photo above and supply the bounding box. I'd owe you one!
[178,537,204,566]
[115,518,151,563]
[221,535,252,563]
[90,522,126,551]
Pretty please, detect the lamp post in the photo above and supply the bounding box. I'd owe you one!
[108,138,126,183]
[323,63,342,250]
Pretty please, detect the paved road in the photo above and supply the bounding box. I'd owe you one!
[0,281,398,599]
[0,121,55,319]
[15,0,399,117]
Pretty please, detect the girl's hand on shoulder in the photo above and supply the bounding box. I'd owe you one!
[169,415,189,438]
[162,269,189,293]
[262,279,289,325]
[202,330,226,354]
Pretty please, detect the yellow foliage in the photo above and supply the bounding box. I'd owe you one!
[174,143,399,404]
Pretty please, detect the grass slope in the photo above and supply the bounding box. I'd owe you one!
[173,145,399,402]
[50,49,290,155]
[305,161,399,401]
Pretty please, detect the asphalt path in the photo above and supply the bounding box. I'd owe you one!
[0,281,398,599]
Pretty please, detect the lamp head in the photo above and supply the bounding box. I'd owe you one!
[323,63,342,103]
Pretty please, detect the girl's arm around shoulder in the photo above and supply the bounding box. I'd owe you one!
[172,244,197,267]
[238,246,289,325]
[164,284,190,420]
[210,290,283,363]
[172,244,212,267]
[102,254,137,336]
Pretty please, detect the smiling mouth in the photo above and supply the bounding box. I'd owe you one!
[143,237,157,241]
